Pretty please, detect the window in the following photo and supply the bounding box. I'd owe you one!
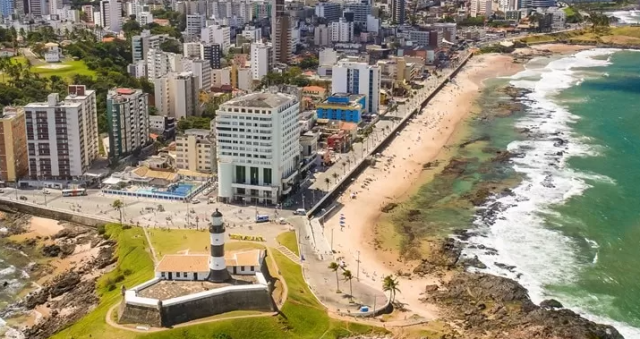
[161,272,166,278]
[240,266,245,271]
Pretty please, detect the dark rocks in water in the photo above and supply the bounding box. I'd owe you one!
[426,272,624,339]
[540,299,563,309]
[491,151,514,163]
[453,229,471,241]
[462,255,487,269]
[551,137,568,147]
[413,238,462,276]
[41,244,61,257]
[2,281,8,287]
[442,158,468,176]
[494,262,517,272]
[459,136,490,149]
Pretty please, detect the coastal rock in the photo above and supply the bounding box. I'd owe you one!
[41,244,61,257]
[461,255,487,269]
[540,299,563,309]
[427,272,624,339]
[380,203,398,213]
[494,262,517,272]
[425,284,439,292]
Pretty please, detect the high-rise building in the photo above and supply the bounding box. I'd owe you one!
[137,11,154,25]
[201,24,231,51]
[100,0,122,32]
[215,92,301,204]
[106,88,150,160]
[250,42,271,81]
[201,43,222,69]
[81,5,94,22]
[168,72,200,119]
[1,0,13,17]
[315,1,341,22]
[27,0,47,16]
[153,76,170,116]
[0,107,28,182]
[175,129,215,173]
[146,48,172,79]
[470,0,492,17]
[183,59,212,90]
[343,2,371,25]
[314,24,331,46]
[186,14,206,36]
[330,17,354,42]
[272,0,293,64]
[332,59,381,114]
[24,85,99,179]
[390,0,405,24]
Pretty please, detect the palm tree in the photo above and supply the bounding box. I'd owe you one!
[111,199,124,225]
[341,161,346,174]
[328,262,341,293]
[343,269,354,301]
[382,275,401,303]
[332,172,339,183]
[324,177,331,191]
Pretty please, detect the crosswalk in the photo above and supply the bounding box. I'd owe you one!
[277,245,301,264]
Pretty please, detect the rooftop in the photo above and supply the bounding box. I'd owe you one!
[222,92,295,109]
[137,277,256,300]
[155,250,263,273]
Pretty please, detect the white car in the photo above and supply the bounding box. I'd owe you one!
[191,199,200,204]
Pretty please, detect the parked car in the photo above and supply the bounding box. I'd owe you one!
[295,208,306,215]
[19,196,27,201]
[191,199,200,204]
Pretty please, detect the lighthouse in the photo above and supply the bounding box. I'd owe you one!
[208,209,230,282]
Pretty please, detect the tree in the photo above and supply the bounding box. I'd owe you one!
[342,269,354,300]
[160,39,182,54]
[332,172,339,183]
[341,161,346,174]
[324,177,331,191]
[112,199,124,225]
[328,262,341,293]
[382,275,401,303]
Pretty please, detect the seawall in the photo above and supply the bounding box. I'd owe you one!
[0,198,112,227]
[307,52,474,218]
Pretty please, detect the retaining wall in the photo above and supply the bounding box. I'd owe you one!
[0,198,111,227]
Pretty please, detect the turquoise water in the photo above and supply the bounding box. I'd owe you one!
[462,50,640,337]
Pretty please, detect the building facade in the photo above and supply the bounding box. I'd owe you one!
[0,107,28,183]
[106,88,150,160]
[251,42,271,81]
[176,129,215,173]
[168,72,199,119]
[24,85,99,179]
[316,93,365,123]
[332,59,381,114]
[215,92,300,204]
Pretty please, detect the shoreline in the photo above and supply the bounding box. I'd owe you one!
[323,44,593,320]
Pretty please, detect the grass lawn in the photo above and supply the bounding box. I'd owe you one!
[276,231,299,256]
[53,225,387,339]
[563,7,576,17]
[30,60,96,80]
[147,228,265,259]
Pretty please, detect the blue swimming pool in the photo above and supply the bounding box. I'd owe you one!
[104,182,208,202]
[136,183,196,197]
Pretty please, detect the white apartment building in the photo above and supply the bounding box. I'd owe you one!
[137,11,153,26]
[183,42,202,58]
[99,0,122,32]
[44,43,61,62]
[186,14,206,36]
[332,59,381,114]
[211,67,232,88]
[176,129,215,173]
[168,72,199,119]
[146,48,171,79]
[250,42,270,81]
[183,59,212,91]
[237,68,253,91]
[215,92,301,204]
[330,17,354,43]
[106,88,150,160]
[131,31,167,63]
[241,25,262,42]
[23,85,99,180]
[314,24,331,47]
[201,24,231,51]
[470,0,492,17]
[153,76,170,116]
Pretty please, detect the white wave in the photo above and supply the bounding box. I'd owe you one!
[0,266,16,277]
[463,49,640,337]
[608,10,640,24]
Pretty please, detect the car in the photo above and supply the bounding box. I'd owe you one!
[191,199,200,204]
[43,190,50,195]
[19,196,27,201]
[295,208,306,215]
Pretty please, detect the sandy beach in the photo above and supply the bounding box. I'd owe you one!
[324,53,524,319]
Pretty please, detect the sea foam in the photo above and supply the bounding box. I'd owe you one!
[461,49,640,338]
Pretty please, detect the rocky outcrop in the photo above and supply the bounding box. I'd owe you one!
[425,272,624,339]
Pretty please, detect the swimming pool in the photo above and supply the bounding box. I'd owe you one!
[136,183,196,197]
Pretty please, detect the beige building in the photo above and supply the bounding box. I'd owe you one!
[0,107,29,183]
[176,129,215,173]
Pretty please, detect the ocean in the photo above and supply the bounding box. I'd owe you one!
[462,49,640,338]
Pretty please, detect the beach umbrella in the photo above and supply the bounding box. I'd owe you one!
[340,220,345,225]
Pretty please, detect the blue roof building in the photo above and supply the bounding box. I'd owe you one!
[316,93,366,123]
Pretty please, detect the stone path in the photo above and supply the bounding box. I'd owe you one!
[276,245,300,264]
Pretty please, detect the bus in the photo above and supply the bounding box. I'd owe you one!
[255,215,270,223]
[62,188,87,197]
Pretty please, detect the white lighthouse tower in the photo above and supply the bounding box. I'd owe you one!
[208,209,230,282]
